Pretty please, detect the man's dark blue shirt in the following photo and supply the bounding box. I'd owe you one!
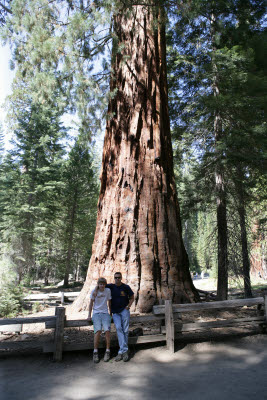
[106,283,134,314]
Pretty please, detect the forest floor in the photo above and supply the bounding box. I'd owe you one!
[1,335,267,400]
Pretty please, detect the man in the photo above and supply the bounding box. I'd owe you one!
[106,272,134,362]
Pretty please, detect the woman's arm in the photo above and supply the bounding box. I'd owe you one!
[88,299,94,320]
[108,299,112,316]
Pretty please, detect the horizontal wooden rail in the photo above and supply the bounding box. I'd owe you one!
[0,341,44,351]
[161,316,266,333]
[0,316,56,326]
[153,297,264,314]
[24,292,80,301]
[0,324,22,333]
[45,314,168,329]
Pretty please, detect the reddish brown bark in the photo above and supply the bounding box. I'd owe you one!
[234,171,252,298]
[250,222,267,280]
[74,4,198,312]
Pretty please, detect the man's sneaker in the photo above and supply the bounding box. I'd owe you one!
[93,352,99,363]
[104,351,110,362]
[115,353,123,362]
[122,351,129,362]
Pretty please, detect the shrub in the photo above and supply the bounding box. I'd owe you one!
[0,282,24,317]
[0,258,24,317]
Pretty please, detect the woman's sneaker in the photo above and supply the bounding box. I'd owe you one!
[122,351,129,362]
[104,351,110,362]
[93,352,99,363]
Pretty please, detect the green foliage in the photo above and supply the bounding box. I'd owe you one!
[0,284,24,317]
[0,259,24,317]
[32,301,42,313]
[1,0,116,137]
[170,0,266,290]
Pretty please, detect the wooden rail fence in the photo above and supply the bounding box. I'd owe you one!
[24,292,80,303]
[0,295,266,361]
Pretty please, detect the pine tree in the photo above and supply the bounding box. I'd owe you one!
[1,100,66,282]
[168,0,266,298]
[61,138,99,286]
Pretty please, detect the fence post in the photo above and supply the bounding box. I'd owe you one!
[158,299,165,333]
[165,300,175,353]
[53,306,65,362]
[60,291,64,305]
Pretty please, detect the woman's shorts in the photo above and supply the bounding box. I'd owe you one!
[92,313,111,334]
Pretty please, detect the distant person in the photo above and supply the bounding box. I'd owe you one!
[88,277,112,363]
[106,272,134,362]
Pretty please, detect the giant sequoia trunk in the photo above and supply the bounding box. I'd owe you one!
[74,4,198,312]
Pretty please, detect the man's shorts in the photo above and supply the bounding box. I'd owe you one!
[92,313,111,333]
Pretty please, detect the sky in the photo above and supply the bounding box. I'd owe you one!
[0,44,14,105]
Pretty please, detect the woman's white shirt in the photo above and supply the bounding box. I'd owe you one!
[90,288,111,314]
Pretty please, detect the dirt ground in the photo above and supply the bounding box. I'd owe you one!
[1,334,267,400]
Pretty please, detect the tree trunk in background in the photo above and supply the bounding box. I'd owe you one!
[250,222,267,280]
[238,204,252,297]
[74,4,198,312]
[215,167,228,300]
[64,189,78,287]
[211,13,228,300]
[44,267,50,286]
[234,171,252,297]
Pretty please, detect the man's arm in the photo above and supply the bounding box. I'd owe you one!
[126,294,134,310]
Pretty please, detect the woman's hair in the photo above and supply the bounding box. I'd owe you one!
[97,277,107,285]
[92,277,107,298]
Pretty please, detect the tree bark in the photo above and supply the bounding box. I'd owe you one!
[215,167,228,300]
[44,267,49,286]
[73,4,199,312]
[64,188,78,287]
[234,170,252,297]
[250,221,267,280]
[211,13,228,300]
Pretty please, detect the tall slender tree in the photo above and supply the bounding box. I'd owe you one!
[62,139,99,286]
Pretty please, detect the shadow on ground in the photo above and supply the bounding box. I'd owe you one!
[1,333,267,400]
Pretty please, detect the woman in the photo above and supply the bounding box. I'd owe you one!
[88,277,112,363]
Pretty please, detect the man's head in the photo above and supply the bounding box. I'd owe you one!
[114,272,122,285]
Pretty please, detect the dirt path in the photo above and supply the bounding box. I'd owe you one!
[1,335,267,400]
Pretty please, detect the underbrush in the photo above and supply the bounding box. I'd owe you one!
[0,281,25,317]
